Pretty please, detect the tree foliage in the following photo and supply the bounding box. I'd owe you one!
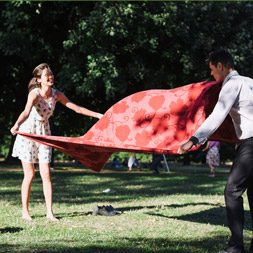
[0,1,252,161]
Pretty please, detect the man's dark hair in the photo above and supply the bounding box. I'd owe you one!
[207,48,234,69]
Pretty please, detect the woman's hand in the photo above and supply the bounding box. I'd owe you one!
[96,113,103,119]
[10,124,19,135]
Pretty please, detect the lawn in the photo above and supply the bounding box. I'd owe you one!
[0,163,252,252]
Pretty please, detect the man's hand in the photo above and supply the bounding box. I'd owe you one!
[178,140,194,154]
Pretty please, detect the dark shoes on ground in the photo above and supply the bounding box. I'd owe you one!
[152,169,159,174]
[218,239,253,253]
[92,205,122,216]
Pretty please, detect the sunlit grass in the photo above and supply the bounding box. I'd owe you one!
[0,163,251,252]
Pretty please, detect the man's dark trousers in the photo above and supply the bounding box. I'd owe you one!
[224,138,253,253]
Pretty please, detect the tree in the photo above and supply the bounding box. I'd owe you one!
[62,1,253,102]
[0,1,94,160]
[1,1,252,162]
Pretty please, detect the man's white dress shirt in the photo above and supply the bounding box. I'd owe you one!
[192,71,253,144]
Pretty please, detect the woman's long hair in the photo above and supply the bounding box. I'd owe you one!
[28,63,50,93]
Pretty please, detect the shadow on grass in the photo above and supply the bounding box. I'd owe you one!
[118,201,220,211]
[0,170,227,206]
[54,203,251,231]
[0,235,231,253]
[32,202,221,220]
[55,202,219,219]
[32,211,92,219]
[146,206,252,231]
[0,227,23,233]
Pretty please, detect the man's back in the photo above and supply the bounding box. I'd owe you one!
[229,74,253,139]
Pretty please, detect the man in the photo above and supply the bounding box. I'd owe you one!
[178,49,253,253]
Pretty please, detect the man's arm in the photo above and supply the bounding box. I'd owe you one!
[191,79,241,144]
[179,78,241,153]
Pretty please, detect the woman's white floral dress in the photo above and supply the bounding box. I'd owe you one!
[12,88,57,163]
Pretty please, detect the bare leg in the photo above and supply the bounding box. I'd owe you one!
[208,163,215,176]
[39,163,58,221]
[21,161,35,220]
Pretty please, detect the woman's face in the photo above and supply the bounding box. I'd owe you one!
[40,68,54,87]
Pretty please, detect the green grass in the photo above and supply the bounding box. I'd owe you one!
[0,163,252,252]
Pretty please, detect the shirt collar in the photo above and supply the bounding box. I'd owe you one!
[223,70,239,85]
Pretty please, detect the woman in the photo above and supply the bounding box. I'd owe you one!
[10,63,103,221]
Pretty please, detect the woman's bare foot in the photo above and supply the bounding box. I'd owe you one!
[22,212,32,221]
[46,214,59,222]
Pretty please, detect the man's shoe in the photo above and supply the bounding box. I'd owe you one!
[97,206,113,216]
[92,205,111,216]
[92,205,99,215]
[107,205,122,214]
[92,205,121,216]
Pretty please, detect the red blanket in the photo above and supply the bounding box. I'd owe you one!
[17,81,238,172]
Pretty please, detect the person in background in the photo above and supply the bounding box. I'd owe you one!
[150,154,163,174]
[127,153,141,172]
[202,141,220,177]
[10,63,103,221]
[122,157,128,167]
[178,49,253,253]
[112,158,120,168]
